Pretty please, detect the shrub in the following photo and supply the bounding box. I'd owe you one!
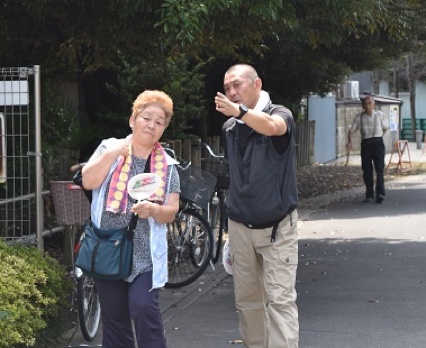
[0,240,72,348]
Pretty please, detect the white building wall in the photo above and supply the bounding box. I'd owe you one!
[399,81,426,120]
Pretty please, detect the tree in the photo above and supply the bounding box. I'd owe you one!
[2,0,426,132]
[158,0,426,119]
[403,0,426,140]
[0,0,208,160]
[406,50,426,139]
[376,1,426,140]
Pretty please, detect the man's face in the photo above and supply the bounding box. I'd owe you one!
[362,98,375,114]
[223,69,258,108]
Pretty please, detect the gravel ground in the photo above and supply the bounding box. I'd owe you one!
[296,161,426,200]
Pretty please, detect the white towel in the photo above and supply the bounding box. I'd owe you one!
[236,90,270,124]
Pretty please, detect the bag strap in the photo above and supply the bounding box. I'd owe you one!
[127,214,138,240]
[127,154,152,240]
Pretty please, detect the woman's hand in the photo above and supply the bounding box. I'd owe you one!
[82,137,131,190]
[130,200,158,220]
[131,193,179,223]
[109,138,130,158]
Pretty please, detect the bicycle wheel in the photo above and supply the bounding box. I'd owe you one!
[77,274,101,341]
[209,191,226,264]
[165,208,213,288]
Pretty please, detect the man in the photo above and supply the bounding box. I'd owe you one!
[347,95,389,203]
[215,64,299,348]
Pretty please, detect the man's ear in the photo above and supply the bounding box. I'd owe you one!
[255,77,262,91]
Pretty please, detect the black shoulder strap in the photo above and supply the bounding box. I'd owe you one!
[128,154,152,238]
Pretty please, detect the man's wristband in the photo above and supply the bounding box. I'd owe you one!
[236,104,248,120]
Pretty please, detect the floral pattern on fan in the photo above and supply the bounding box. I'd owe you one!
[127,173,162,202]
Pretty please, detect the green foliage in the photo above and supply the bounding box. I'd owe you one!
[157,0,426,107]
[162,58,209,139]
[157,0,422,58]
[92,55,207,141]
[40,81,106,183]
[2,0,426,141]
[0,240,72,348]
[157,0,295,57]
[0,0,162,75]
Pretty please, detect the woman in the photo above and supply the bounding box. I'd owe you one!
[82,90,180,348]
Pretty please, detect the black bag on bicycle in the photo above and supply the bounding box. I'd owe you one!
[72,164,93,203]
[75,217,136,281]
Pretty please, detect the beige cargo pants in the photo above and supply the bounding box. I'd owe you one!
[228,210,299,348]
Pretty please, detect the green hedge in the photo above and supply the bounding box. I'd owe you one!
[0,240,72,348]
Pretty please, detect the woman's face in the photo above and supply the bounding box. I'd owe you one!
[130,105,166,146]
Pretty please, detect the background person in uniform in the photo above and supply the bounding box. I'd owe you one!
[215,64,299,348]
[347,95,389,203]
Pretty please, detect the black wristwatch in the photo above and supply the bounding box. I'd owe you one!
[236,104,248,120]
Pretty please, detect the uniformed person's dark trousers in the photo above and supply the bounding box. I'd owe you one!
[361,137,385,199]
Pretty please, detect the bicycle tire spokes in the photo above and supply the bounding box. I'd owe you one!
[77,276,101,341]
[189,221,210,267]
[165,209,213,288]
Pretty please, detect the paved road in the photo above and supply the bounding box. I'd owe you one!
[62,143,426,348]
[297,173,426,348]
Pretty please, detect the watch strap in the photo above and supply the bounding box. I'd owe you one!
[236,104,248,120]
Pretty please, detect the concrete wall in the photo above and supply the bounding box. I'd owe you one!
[336,102,396,157]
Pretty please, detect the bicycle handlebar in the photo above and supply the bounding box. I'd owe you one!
[192,141,224,158]
[69,163,85,173]
[162,143,192,171]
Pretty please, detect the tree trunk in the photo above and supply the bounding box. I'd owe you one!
[392,59,399,98]
[407,53,417,141]
[372,69,380,94]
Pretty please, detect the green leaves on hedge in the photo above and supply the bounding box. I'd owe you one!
[0,241,71,348]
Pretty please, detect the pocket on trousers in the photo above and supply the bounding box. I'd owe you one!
[279,248,298,265]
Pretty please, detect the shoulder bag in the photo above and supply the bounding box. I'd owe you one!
[75,214,137,281]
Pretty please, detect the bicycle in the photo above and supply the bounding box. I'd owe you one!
[199,142,229,264]
[51,163,101,347]
[68,252,101,344]
[163,145,216,288]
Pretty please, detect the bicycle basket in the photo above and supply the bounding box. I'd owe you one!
[50,181,91,225]
[178,166,217,210]
[201,157,230,190]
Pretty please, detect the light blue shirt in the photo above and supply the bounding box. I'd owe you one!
[89,138,179,289]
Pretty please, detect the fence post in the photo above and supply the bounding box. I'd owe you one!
[191,138,201,168]
[182,138,192,162]
[170,139,182,159]
[211,136,221,154]
[34,65,44,251]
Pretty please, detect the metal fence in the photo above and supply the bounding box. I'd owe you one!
[0,66,44,249]
[295,119,315,167]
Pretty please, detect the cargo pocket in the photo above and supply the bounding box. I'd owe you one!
[279,248,298,265]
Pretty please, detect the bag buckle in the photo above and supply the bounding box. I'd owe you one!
[127,228,135,240]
